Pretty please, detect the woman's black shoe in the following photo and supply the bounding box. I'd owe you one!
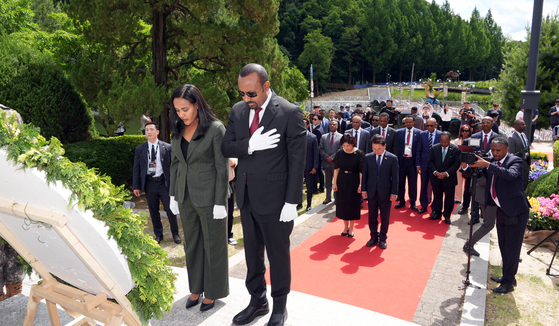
[347,233,354,238]
[341,231,348,236]
[185,296,200,309]
[200,300,215,311]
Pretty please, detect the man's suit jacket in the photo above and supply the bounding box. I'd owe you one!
[306,131,319,172]
[133,140,173,191]
[345,128,371,154]
[370,126,399,156]
[397,127,421,165]
[550,105,559,125]
[337,119,348,134]
[320,118,330,134]
[361,151,399,200]
[319,131,343,167]
[221,91,307,215]
[310,126,323,145]
[484,154,530,217]
[466,131,496,153]
[508,131,530,187]
[416,130,441,169]
[169,121,229,207]
[428,143,461,187]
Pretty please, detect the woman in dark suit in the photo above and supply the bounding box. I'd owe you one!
[168,84,229,311]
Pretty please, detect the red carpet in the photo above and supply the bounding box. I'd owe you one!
[285,201,450,321]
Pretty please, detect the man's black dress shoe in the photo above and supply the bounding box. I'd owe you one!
[492,284,514,293]
[185,296,200,309]
[428,213,440,220]
[319,188,325,193]
[463,243,480,257]
[444,217,451,225]
[233,301,269,325]
[366,238,379,247]
[306,206,312,211]
[410,205,418,211]
[457,208,468,214]
[379,241,387,249]
[173,234,182,244]
[468,218,480,225]
[296,203,303,210]
[200,300,215,311]
[454,200,461,204]
[155,235,163,244]
[395,202,405,209]
[490,276,517,286]
[267,310,287,326]
[418,207,428,214]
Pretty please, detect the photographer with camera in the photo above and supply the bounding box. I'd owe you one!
[466,135,530,293]
[508,120,530,189]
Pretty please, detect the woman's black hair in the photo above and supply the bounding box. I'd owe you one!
[170,84,220,140]
[340,133,357,146]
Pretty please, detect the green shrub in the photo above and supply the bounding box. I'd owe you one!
[530,152,549,161]
[63,135,146,188]
[526,167,559,198]
[0,35,96,144]
[554,140,559,167]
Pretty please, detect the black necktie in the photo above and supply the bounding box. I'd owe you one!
[151,145,156,163]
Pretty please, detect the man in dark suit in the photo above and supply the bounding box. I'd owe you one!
[353,106,371,129]
[303,119,319,211]
[362,135,399,249]
[396,116,421,210]
[416,118,441,213]
[336,110,348,134]
[550,99,559,136]
[345,116,371,154]
[508,119,530,189]
[428,132,461,224]
[309,115,324,193]
[470,136,530,293]
[132,122,180,244]
[320,120,343,204]
[487,103,503,127]
[222,63,306,326]
[370,113,399,155]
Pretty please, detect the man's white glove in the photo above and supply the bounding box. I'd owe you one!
[279,202,298,222]
[249,126,280,152]
[213,205,227,219]
[169,196,180,215]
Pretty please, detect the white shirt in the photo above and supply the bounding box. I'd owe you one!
[491,153,508,208]
[516,110,524,120]
[248,90,272,128]
[147,140,163,177]
[440,108,453,122]
[404,128,414,157]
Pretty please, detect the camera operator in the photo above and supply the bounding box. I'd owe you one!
[460,117,497,225]
[508,120,530,189]
[467,135,530,294]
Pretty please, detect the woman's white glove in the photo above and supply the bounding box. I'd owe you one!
[169,196,180,215]
[249,127,280,152]
[213,205,227,219]
[279,203,298,222]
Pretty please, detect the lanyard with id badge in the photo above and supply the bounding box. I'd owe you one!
[149,145,158,176]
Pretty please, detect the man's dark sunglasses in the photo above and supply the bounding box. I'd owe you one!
[372,119,379,122]
[426,124,436,127]
[238,89,260,98]
[462,130,471,132]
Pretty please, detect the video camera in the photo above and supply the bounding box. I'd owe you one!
[459,138,491,165]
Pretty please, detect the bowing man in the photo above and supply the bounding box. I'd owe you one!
[362,135,399,250]
[427,132,461,224]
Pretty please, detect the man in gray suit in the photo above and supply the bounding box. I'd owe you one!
[508,119,530,189]
[345,116,371,154]
[320,120,342,204]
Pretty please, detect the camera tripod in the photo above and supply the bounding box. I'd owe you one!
[458,171,482,290]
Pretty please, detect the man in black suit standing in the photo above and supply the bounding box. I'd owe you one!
[309,115,324,194]
[370,113,399,155]
[303,119,319,211]
[345,116,371,153]
[132,122,180,244]
[222,63,306,326]
[550,99,559,137]
[396,116,421,210]
[362,135,399,249]
[428,132,461,224]
[470,136,530,293]
[508,120,530,189]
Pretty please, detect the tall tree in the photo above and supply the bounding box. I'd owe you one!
[298,29,334,93]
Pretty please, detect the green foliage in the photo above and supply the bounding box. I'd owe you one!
[0,112,175,324]
[530,152,549,161]
[298,29,334,93]
[526,167,559,199]
[0,34,97,144]
[64,136,146,188]
[496,12,559,128]
[554,140,559,168]
[0,0,36,35]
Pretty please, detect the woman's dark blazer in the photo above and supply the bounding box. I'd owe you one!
[169,120,229,207]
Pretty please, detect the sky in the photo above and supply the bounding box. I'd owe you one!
[434,0,558,41]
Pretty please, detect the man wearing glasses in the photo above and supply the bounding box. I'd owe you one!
[487,103,503,127]
[416,118,441,214]
[222,63,306,326]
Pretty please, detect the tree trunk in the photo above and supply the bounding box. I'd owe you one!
[348,60,352,85]
[152,9,170,143]
[372,73,376,85]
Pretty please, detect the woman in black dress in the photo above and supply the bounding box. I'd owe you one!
[332,134,364,238]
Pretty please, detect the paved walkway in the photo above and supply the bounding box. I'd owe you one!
[1,142,553,325]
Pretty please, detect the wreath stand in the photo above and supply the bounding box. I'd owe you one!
[0,200,141,326]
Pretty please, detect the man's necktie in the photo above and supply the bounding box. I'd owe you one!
[377,155,381,171]
[428,133,433,150]
[354,130,359,149]
[483,134,488,152]
[151,145,156,163]
[250,107,263,136]
[442,147,446,161]
[330,133,334,147]
[406,130,411,145]
[382,128,385,137]
[491,162,501,201]
[521,133,528,148]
